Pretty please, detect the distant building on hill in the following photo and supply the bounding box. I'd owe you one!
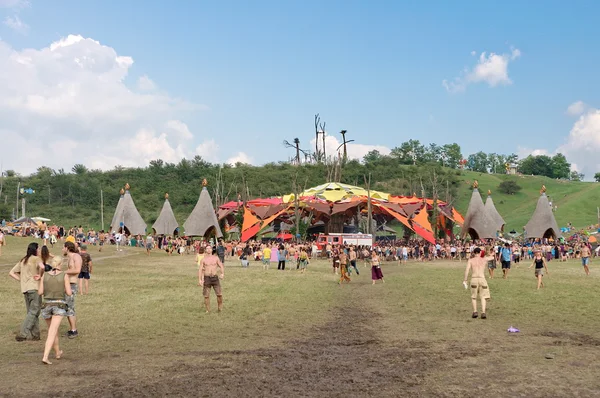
[506,163,518,175]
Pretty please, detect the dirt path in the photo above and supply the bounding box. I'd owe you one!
[4,283,481,398]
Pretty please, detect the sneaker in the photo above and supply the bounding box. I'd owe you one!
[15,335,27,342]
[68,330,78,339]
[481,313,487,319]
[472,312,478,318]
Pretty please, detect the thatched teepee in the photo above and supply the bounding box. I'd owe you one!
[110,183,147,235]
[152,193,179,236]
[183,179,223,238]
[460,181,496,240]
[524,186,561,239]
[109,188,125,232]
[484,190,505,234]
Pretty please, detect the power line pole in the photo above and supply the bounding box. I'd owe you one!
[101,189,104,231]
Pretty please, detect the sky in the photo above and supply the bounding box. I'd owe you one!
[1,0,599,177]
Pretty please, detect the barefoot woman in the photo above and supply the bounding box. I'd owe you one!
[371,251,384,285]
[38,260,72,364]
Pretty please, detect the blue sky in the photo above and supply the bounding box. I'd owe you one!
[1,0,599,175]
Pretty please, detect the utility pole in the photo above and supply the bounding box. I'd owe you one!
[16,181,20,220]
[101,189,105,231]
[364,173,373,244]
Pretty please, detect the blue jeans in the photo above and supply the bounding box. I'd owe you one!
[349,260,359,275]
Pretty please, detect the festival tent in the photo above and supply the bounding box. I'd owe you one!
[152,193,179,236]
[524,186,562,239]
[286,182,390,202]
[183,179,223,238]
[460,182,496,240]
[109,189,125,232]
[13,216,38,225]
[110,184,147,236]
[220,182,463,243]
[484,190,505,234]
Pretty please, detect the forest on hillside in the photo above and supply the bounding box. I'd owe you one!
[0,157,460,227]
[0,138,577,228]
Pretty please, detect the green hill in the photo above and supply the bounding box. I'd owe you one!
[453,171,600,232]
[2,161,599,234]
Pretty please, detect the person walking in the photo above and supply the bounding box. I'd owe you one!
[198,245,225,313]
[339,250,351,284]
[499,243,512,279]
[371,252,384,285]
[9,242,45,341]
[581,244,591,275]
[38,259,72,364]
[528,250,549,289]
[277,244,287,270]
[78,244,93,295]
[463,247,493,319]
[298,247,309,273]
[145,235,154,256]
[348,246,360,275]
[63,242,82,338]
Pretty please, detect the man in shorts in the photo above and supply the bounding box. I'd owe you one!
[463,247,493,319]
[63,242,82,338]
[500,243,512,279]
[78,244,93,295]
[146,235,154,256]
[198,245,224,313]
[581,244,591,276]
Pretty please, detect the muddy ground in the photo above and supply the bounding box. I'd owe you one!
[4,304,598,398]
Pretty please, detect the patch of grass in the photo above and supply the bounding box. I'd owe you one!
[454,171,600,231]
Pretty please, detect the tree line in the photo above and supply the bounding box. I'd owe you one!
[0,155,460,229]
[0,138,584,228]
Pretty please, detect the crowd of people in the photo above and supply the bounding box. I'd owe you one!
[6,224,598,364]
[8,240,92,365]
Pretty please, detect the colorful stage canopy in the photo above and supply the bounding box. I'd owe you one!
[219,183,463,243]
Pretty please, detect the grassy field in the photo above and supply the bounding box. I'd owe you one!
[1,237,600,397]
[453,171,600,232]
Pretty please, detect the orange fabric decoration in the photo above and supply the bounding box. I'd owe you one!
[412,207,433,233]
[376,205,413,231]
[242,207,261,232]
[241,223,261,242]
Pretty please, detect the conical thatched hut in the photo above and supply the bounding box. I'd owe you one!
[152,193,179,236]
[461,181,496,240]
[484,190,505,234]
[524,186,561,239]
[110,183,147,236]
[183,179,223,238]
[109,188,125,232]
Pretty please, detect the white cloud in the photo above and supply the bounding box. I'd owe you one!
[516,146,551,159]
[137,75,156,91]
[558,107,600,177]
[566,101,587,116]
[443,47,521,93]
[309,134,391,162]
[195,139,220,163]
[0,34,217,174]
[3,15,28,33]
[226,152,253,165]
[0,0,29,8]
